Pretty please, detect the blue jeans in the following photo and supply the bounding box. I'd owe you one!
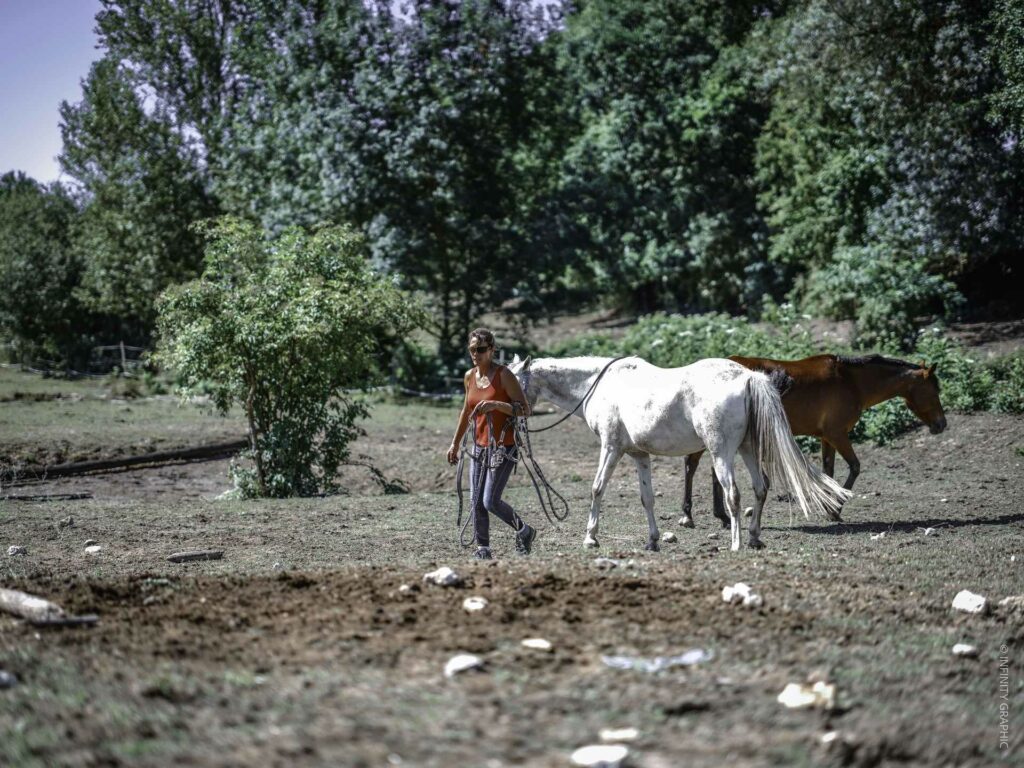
[470,445,522,547]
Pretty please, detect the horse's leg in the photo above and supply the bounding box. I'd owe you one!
[632,453,660,551]
[711,470,731,528]
[827,432,860,492]
[739,444,769,550]
[711,453,743,551]
[821,440,837,478]
[679,451,702,528]
[585,442,623,549]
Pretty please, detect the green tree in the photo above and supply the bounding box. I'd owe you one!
[0,173,89,367]
[156,217,423,497]
[60,57,216,343]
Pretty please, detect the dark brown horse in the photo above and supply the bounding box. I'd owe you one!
[680,354,947,528]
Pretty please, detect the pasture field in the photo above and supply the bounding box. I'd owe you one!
[1,379,1023,766]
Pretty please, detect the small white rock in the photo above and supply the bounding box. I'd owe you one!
[398,584,412,594]
[272,562,284,570]
[722,582,762,607]
[570,744,629,768]
[940,498,948,503]
[707,532,719,540]
[777,681,836,710]
[7,546,27,556]
[599,727,639,743]
[462,596,488,613]
[423,566,463,587]
[821,731,839,745]
[952,643,978,657]
[84,545,102,555]
[0,670,17,689]
[952,590,987,614]
[921,527,938,536]
[870,532,886,541]
[444,654,484,678]
[83,539,98,547]
[593,557,620,569]
[661,531,677,543]
[521,637,552,652]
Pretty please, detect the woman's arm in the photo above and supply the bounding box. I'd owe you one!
[447,371,474,464]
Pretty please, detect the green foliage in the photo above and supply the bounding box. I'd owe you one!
[0,173,89,366]
[156,217,423,497]
[60,58,216,343]
[801,247,963,349]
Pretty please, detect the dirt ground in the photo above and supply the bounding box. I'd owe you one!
[2,401,1023,766]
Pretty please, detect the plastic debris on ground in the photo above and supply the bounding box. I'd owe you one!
[777,681,837,710]
[601,648,712,673]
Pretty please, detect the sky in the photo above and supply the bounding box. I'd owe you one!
[0,0,104,184]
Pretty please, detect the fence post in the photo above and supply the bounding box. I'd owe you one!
[119,341,127,375]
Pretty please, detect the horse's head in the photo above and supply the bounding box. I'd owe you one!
[508,354,539,408]
[906,362,947,434]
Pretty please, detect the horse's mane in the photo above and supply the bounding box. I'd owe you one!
[838,354,918,370]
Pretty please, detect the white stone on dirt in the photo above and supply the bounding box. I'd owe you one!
[521,638,552,652]
[0,670,17,689]
[463,596,488,613]
[821,731,839,745]
[952,643,979,657]
[58,516,74,529]
[398,584,412,594]
[920,527,938,536]
[272,562,283,570]
[593,557,620,569]
[998,595,1024,611]
[599,727,639,743]
[952,590,987,614]
[444,654,484,678]
[83,540,97,547]
[870,532,886,541]
[707,532,719,540]
[7,546,26,556]
[84,545,102,555]
[423,567,463,587]
[660,531,677,543]
[777,681,837,710]
[722,582,763,608]
[570,744,629,768]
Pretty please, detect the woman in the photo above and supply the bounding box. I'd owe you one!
[446,328,535,559]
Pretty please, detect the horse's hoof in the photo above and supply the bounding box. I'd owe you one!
[719,519,730,529]
[827,510,844,522]
[583,537,600,549]
[645,540,660,552]
[748,539,765,550]
[678,516,695,529]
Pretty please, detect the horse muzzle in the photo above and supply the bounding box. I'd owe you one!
[929,416,947,434]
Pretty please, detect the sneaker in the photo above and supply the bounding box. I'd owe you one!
[515,524,536,555]
[473,546,493,560]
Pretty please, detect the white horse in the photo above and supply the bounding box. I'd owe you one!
[508,356,850,552]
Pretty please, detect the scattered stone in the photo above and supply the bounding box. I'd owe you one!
[869,532,886,541]
[777,681,837,710]
[444,654,484,678]
[660,531,677,543]
[722,582,763,608]
[940,498,948,503]
[919,527,938,536]
[521,638,552,652]
[398,584,412,594]
[952,590,987,614]
[601,648,712,673]
[423,566,463,587]
[167,550,223,563]
[952,643,979,658]
[707,532,719,540]
[998,595,1024,611]
[462,596,488,613]
[0,671,17,689]
[593,557,620,570]
[272,562,284,571]
[7,546,27,556]
[599,727,639,743]
[58,516,74,529]
[83,539,97,547]
[84,545,102,555]
[821,731,839,745]
[570,744,629,768]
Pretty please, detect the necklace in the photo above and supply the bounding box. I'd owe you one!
[475,365,493,389]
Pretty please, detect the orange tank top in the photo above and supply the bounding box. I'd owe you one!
[467,365,516,447]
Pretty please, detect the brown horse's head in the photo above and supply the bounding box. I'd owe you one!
[906,363,947,434]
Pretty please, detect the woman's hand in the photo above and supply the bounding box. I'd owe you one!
[447,443,459,465]
[475,400,506,415]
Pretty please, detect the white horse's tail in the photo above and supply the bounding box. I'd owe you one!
[745,372,851,520]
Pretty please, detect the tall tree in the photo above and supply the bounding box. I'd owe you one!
[60,57,216,343]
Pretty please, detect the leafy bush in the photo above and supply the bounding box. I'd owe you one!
[800,247,964,350]
[156,217,423,498]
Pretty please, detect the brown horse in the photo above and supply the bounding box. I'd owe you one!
[680,354,947,528]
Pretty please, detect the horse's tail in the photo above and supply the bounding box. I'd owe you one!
[745,372,851,520]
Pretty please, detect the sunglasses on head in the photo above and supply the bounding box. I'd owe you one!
[469,345,491,354]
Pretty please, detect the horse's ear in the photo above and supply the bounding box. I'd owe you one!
[511,353,521,364]
[918,359,927,369]
[927,363,937,377]
[523,355,532,369]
